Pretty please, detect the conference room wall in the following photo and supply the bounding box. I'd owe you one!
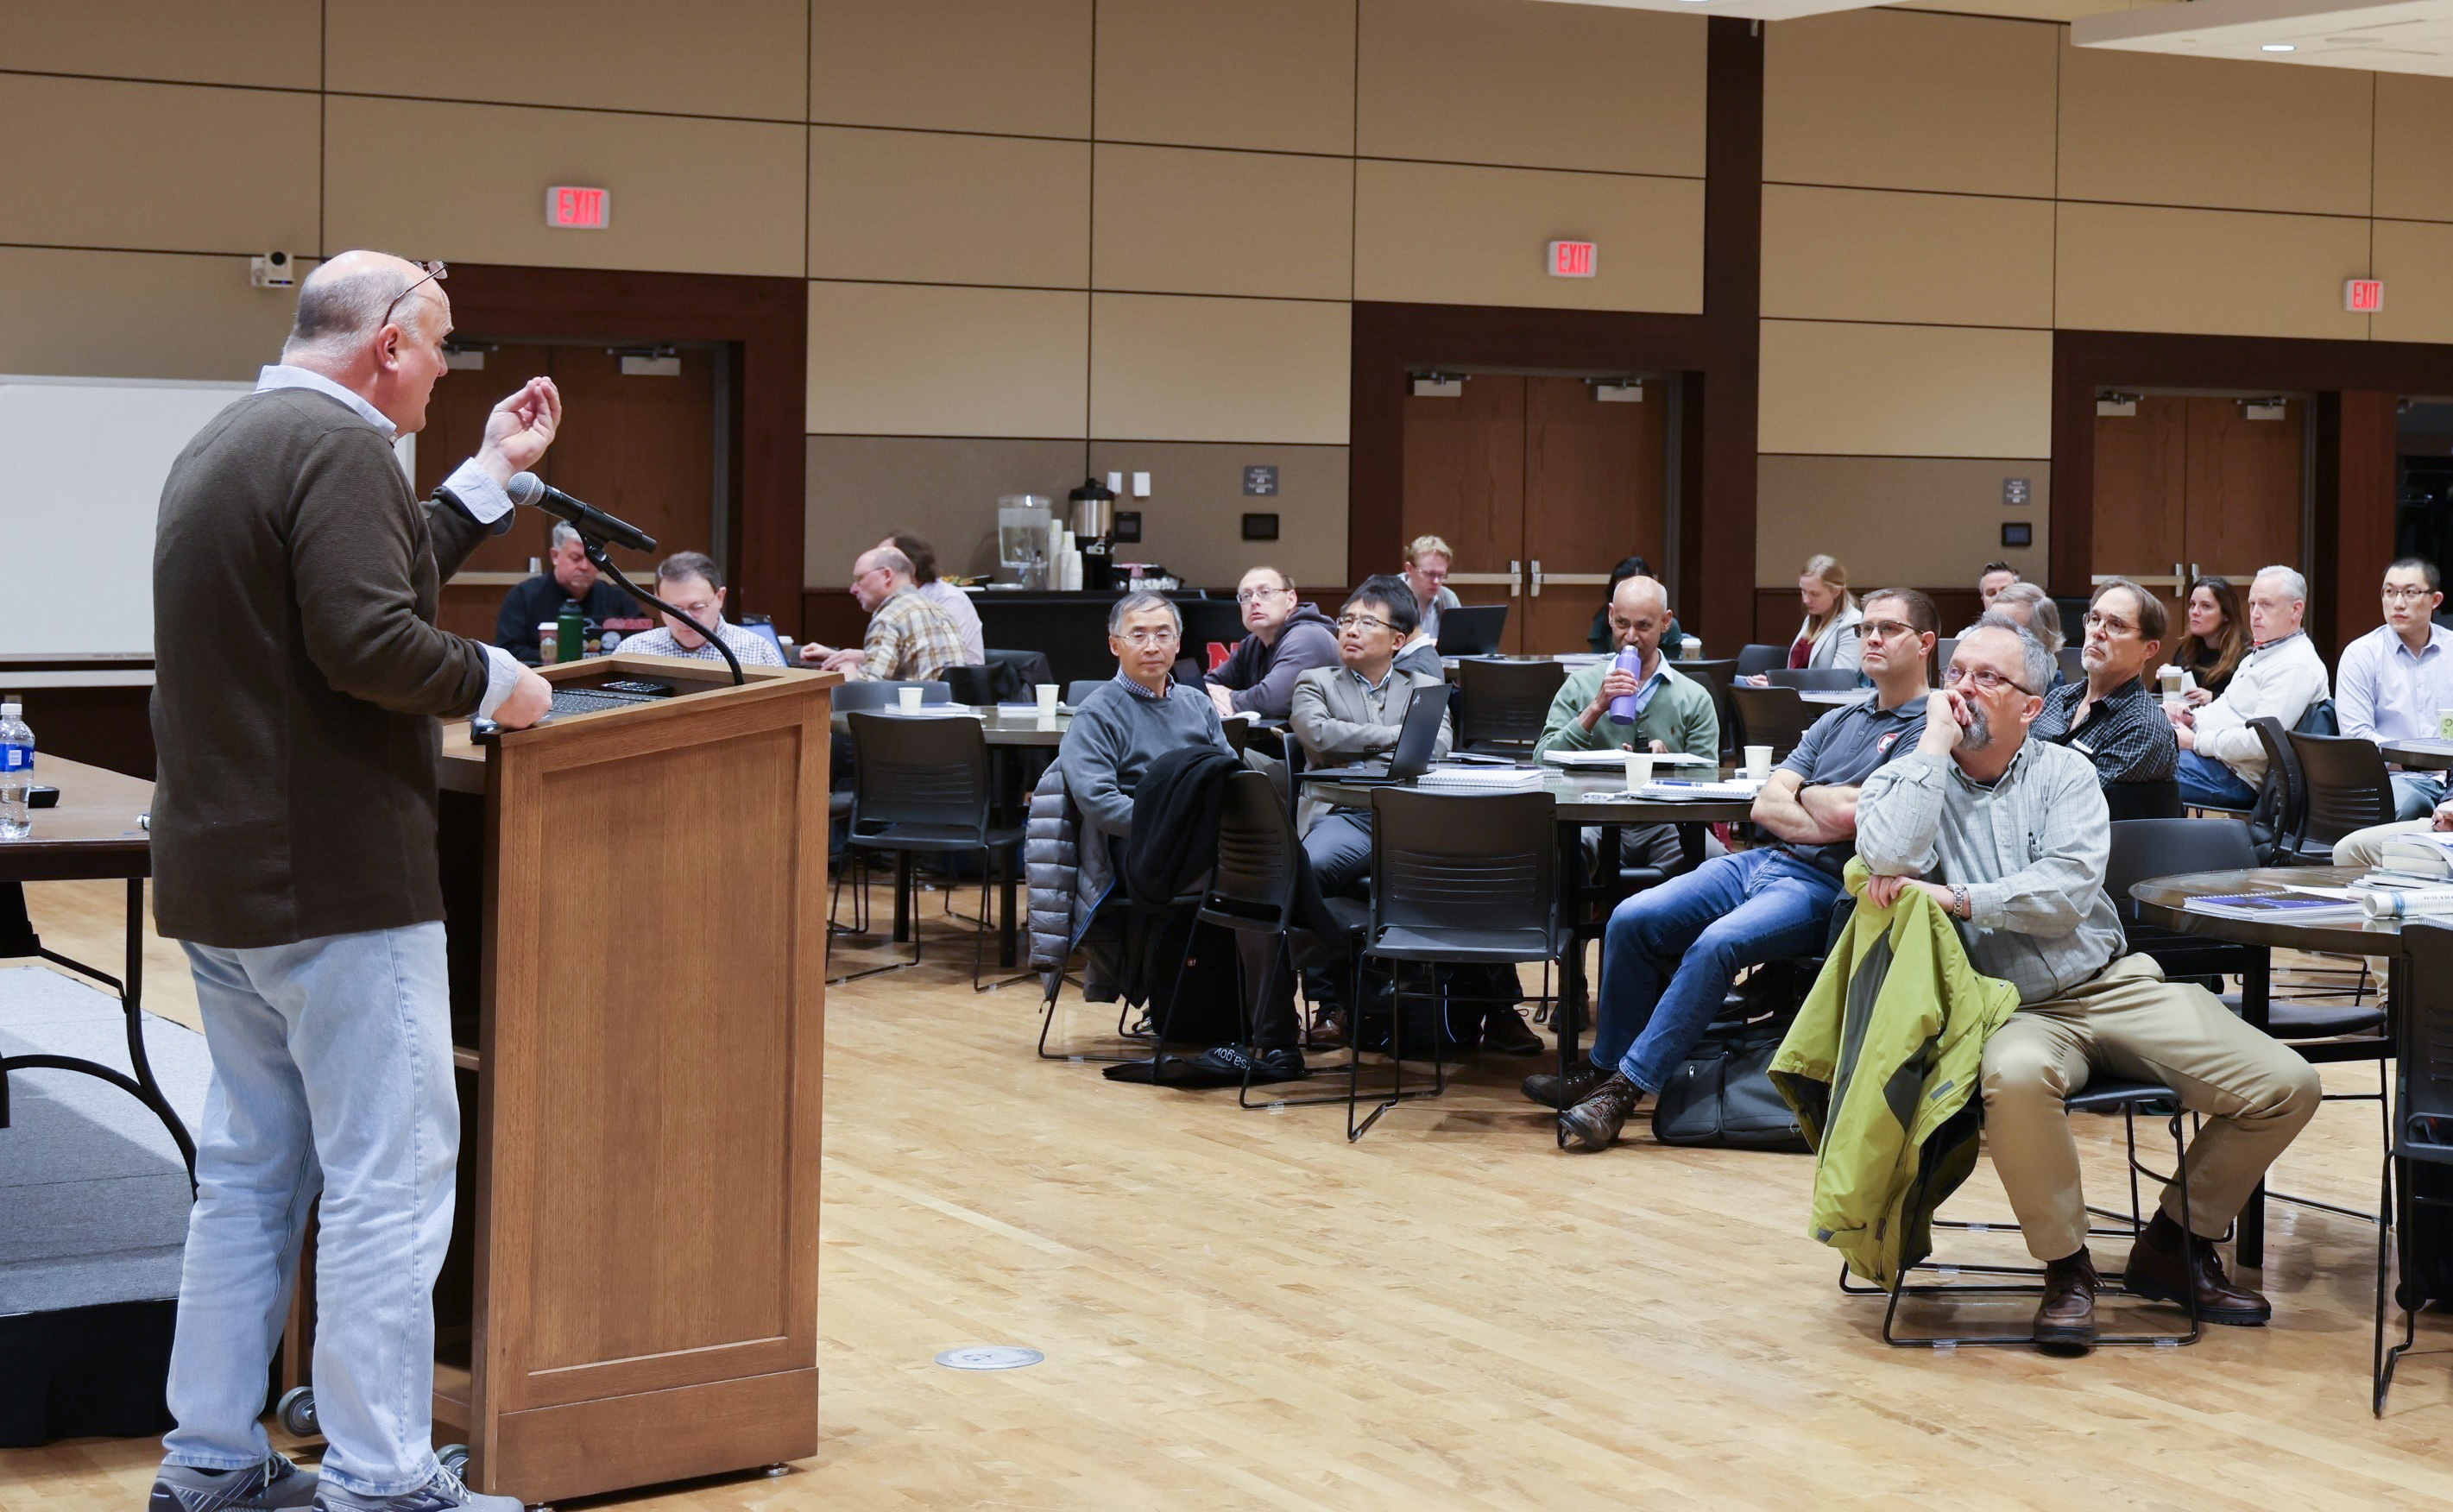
[1755,457,2053,610]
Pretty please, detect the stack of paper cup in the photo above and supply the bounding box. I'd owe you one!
[1623,752,1655,792]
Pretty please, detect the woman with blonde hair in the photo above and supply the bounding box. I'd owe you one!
[1787,554,1863,672]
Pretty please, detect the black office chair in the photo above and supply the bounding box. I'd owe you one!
[2377,921,2453,1413]
[1456,658,1567,751]
[1352,788,1567,1140]
[1736,644,1788,677]
[1763,668,1858,692]
[2103,780,2184,822]
[1679,658,1740,761]
[1728,685,1814,759]
[2057,646,2086,685]
[834,711,1023,990]
[1065,679,1108,707]
[833,680,952,711]
[2287,731,2396,865]
[1929,637,1959,688]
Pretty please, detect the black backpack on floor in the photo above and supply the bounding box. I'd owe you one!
[1650,1006,1810,1152]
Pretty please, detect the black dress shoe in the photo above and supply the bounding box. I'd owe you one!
[2121,1225,2272,1326]
[1482,1006,1545,1056]
[2033,1250,2098,1355]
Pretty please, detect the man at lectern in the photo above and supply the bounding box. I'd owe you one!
[148,252,558,1512]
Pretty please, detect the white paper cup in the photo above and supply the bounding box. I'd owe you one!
[899,687,924,714]
[1036,684,1061,716]
[1744,744,1773,778]
[1623,753,1655,791]
[2158,665,2184,695]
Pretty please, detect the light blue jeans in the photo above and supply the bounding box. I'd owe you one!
[164,923,456,1499]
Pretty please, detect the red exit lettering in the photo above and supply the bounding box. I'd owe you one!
[545,186,610,230]
[2345,278,2384,313]
[1547,240,1597,278]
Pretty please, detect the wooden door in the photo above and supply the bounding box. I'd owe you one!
[2090,394,2188,589]
[1401,375,1527,650]
[1523,376,1668,652]
[2185,395,2304,579]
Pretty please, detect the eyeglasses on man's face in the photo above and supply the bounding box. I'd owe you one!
[380,260,447,332]
[1860,618,1918,642]
[1334,613,1392,633]
[1117,627,1179,647]
[1943,664,2035,696]
[2083,609,2140,637]
[1235,585,1291,605]
[2384,584,2437,604]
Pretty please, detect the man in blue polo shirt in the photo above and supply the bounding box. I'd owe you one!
[1536,588,1939,1150]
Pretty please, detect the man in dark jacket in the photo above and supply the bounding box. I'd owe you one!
[492,520,633,662]
[149,251,557,1512]
[1206,565,1340,721]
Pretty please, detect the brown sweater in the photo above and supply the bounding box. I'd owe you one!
[151,387,496,948]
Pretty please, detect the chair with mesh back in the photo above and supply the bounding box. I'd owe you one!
[2376,920,2453,1413]
[1764,668,1858,692]
[835,711,1022,989]
[1729,685,1814,759]
[1352,788,1567,1140]
[1456,658,1567,752]
[1736,644,1788,677]
[2287,731,2396,865]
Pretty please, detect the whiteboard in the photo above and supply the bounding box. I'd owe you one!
[0,375,413,659]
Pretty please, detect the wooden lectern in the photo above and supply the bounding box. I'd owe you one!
[283,655,834,1504]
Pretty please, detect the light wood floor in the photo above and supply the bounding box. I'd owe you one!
[7,875,2452,1510]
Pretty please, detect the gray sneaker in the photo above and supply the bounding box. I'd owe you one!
[314,1466,520,1512]
[149,1455,318,1512]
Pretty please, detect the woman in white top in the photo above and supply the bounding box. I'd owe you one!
[884,531,985,663]
[1753,554,1862,679]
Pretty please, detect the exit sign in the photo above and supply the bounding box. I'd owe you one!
[545,186,611,230]
[2347,278,2384,312]
[1547,240,1597,279]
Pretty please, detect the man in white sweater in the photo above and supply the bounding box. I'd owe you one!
[2168,565,2330,810]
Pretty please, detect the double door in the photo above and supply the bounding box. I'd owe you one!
[2091,394,2305,593]
[1400,374,1669,654]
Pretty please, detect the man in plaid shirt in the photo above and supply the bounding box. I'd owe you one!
[800,545,969,682]
[2029,578,2178,786]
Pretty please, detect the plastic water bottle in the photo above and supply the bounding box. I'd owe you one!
[0,699,33,840]
[1606,647,1644,725]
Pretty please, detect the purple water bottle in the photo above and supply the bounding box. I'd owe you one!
[1607,646,1643,724]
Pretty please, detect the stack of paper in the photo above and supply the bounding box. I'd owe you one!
[1542,749,1717,770]
[2376,830,2453,884]
[1416,766,1547,793]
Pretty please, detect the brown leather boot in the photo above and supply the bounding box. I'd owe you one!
[2121,1217,2272,1326]
[1482,1005,1545,1056]
[1521,1061,1611,1110]
[1561,1071,1644,1151]
[2033,1249,2098,1355]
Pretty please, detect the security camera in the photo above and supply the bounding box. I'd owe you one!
[250,250,296,289]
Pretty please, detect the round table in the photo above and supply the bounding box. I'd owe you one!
[830,705,1073,747]
[2129,865,2406,958]
[2380,738,2453,772]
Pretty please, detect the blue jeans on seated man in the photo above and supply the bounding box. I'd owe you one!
[1592,847,1840,1093]
[2393,771,2446,822]
[164,923,457,1501]
[2175,748,2258,810]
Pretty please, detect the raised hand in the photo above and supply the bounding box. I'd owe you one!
[476,377,564,482]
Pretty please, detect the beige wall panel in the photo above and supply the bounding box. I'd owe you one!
[1094,0,1355,154]
[1764,11,2056,198]
[808,282,1088,438]
[1090,294,1349,444]
[0,248,305,381]
[1354,160,1703,313]
[2374,221,2453,345]
[1,0,319,88]
[811,129,1088,288]
[1090,441,1348,587]
[1759,321,2052,458]
[810,0,1092,138]
[0,76,318,254]
[1094,146,1353,300]
[2375,74,2453,224]
[2058,41,2372,216]
[1762,186,2053,327]
[330,0,806,121]
[2056,202,2373,340]
[805,436,1088,583]
[1357,0,1705,178]
[1756,456,2050,588]
[325,98,804,277]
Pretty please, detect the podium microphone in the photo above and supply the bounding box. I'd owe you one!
[506,472,658,555]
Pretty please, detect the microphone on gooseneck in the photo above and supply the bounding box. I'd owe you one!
[505,472,659,555]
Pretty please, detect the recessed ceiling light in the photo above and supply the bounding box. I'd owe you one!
[2261,41,2296,51]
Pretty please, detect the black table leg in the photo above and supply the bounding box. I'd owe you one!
[892,852,914,942]
[2236,948,2271,1269]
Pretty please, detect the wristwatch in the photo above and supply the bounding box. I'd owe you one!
[1950,884,1971,920]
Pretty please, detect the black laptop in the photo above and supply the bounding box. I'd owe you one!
[1435,603,1508,657]
[1296,686,1450,786]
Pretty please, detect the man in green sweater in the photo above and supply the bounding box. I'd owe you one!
[1535,573,1719,873]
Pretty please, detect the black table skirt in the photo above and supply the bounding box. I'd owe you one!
[0,1299,175,1446]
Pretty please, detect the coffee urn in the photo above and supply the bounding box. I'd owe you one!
[1068,476,1118,592]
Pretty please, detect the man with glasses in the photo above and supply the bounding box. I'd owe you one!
[799,545,968,681]
[2334,558,2453,822]
[1854,616,2317,1351]
[1542,589,1936,1142]
[151,251,559,1512]
[1534,573,1718,873]
[1205,565,1340,720]
[615,551,785,666]
[2167,565,2329,810]
[2029,578,2177,786]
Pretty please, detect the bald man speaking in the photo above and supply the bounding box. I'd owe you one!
[148,253,559,1512]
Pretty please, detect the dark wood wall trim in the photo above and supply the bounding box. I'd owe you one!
[441,265,808,634]
[1699,16,1765,658]
[2050,328,2453,656]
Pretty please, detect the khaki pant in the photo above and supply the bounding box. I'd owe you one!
[2334,816,2432,870]
[1980,954,2320,1262]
